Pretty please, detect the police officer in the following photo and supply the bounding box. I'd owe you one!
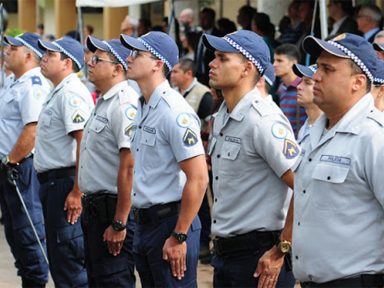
[202,30,299,288]
[120,31,208,287]
[79,36,138,287]
[371,58,384,111]
[292,64,322,145]
[0,32,50,287]
[34,37,93,287]
[293,33,384,287]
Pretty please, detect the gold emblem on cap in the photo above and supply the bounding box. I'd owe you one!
[332,33,347,42]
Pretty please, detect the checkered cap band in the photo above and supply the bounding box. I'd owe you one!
[15,36,42,58]
[327,40,373,82]
[52,42,82,69]
[103,41,128,70]
[223,36,264,74]
[138,38,172,71]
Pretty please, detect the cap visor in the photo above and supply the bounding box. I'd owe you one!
[38,39,61,52]
[373,43,384,52]
[303,35,349,59]
[120,34,147,51]
[3,36,22,46]
[202,34,237,52]
[293,64,313,78]
[86,36,109,53]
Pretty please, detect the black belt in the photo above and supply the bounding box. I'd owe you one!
[133,201,180,225]
[37,166,76,184]
[301,274,384,288]
[213,230,279,256]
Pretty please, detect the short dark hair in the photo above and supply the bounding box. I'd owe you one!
[274,43,301,62]
[348,59,371,92]
[200,7,216,20]
[179,58,195,76]
[60,53,80,73]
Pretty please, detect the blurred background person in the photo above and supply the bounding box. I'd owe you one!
[327,0,359,39]
[278,0,303,44]
[120,15,138,36]
[216,18,237,36]
[236,5,257,30]
[356,4,382,43]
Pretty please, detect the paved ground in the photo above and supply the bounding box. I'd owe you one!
[0,224,214,287]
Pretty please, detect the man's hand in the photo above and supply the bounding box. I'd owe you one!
[64,189,83,224]
[103,225,126,256]
[254,246,285,288]
[162,236,187,280]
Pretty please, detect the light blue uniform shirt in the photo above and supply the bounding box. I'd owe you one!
[209,89,299,237]
[78,81,139,194]
[0,67,50,155]
[131,81,205,208]
[292,94,384,283]
[34,73,94,172]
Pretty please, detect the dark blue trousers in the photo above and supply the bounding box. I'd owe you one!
[133,215,201,288]
[0,158,49,285]
[81,204,135,288]
[212,244,295,288]
[39,176,87,287]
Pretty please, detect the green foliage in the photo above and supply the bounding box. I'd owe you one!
[6,28,24,37]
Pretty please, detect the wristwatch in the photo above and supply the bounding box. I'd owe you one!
[276,240,292,254]
[0,154,10,165]
[111,220,126,232]
[171,231,188,243]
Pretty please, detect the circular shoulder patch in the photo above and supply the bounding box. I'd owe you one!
[271,122,288,139]
[69,95,83,107]
[176,112,191,128]
[125,105,137,120]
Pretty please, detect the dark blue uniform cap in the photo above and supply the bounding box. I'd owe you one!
[293,64,317,79]
[303,33,377,83]
[202,29,271,76]
[38,37,84,69]
[263,63,275,86]
[86,36,131,71]
[4,32,44,58]
[120,31,179,71]
[373,58,384,86]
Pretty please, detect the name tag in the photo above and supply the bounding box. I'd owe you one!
[224,136,241,144]
[96,115,108,124]
[143,126,156,134]
[320,155,351,166]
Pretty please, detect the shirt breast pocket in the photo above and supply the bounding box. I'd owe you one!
[311,163,350,211]
[140,131,156,147]
[221,141,241,161]
[39,111,52,127]
[90,120,107,134]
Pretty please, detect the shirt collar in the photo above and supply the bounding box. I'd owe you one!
[146,80,170,108]
[364,27,380,40]
[14,67,41,84]
[222,87,261,122]
[54,73,77,93]
[182,78,198,95]
[101,80,128,100]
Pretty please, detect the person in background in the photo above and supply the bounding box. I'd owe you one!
[292,63,322,145]
[371,58,384,111]
[372,31,384,60]
[237,5,257,31]
[274,43,306,137]
[356,4,382,43]
[121,15,138,36]
[327,0,359,39]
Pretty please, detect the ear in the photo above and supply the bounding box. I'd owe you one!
[242,60,254,78]
[351,74,367,92]
[152,59,164,73]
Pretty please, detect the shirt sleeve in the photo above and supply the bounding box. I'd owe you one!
[112,100,137,150]
[253,113,301,177]
[63,91,93,134]
[166,110,205,162]
[19,80,47,125]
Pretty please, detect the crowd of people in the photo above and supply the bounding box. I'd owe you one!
[1,0,384,288]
